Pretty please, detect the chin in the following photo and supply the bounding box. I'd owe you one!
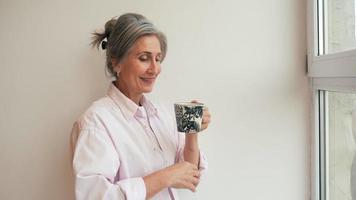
[142,87,154,93]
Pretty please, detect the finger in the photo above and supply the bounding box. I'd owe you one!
[195,170,201,177]
[181,178,196,191]
[191,176,200,186]
[204,110,211,117]
[191,164,199,170]
[202,116,211,124]
[186,182,196,192]
[186,176,200,188]
[202,120,210,125]
[191,100,199,103]
[205,117,211,124]
[202,121,210,127]
[202,115,208,119]
[203,110,211,119]
[203,106,209,112]
[193,170,201,178]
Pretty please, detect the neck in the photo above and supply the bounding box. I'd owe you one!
[114,80,142,106]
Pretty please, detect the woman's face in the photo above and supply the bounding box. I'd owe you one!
[114,35,163,95]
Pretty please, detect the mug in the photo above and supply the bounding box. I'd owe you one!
[174,102,204,133]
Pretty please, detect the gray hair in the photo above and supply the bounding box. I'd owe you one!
[91,13,167,78]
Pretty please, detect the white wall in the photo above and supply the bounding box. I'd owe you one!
[0,0,310,199]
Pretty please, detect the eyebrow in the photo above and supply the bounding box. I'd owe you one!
[136,51,162,56]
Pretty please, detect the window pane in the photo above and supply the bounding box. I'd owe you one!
[327,91,356,200]
[325,0,356,54]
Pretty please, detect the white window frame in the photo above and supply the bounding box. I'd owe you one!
[307,0,356,77]
[307,0,356,199]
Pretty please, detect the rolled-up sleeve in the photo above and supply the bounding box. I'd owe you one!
[72,127,146,200]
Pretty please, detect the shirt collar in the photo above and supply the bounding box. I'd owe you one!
[107,83,157,121]
[140,95,158,117]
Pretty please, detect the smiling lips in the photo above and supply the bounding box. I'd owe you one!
[140,77,156,84]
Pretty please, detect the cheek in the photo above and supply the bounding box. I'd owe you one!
[157,65,162,74]
[126,64,145,77]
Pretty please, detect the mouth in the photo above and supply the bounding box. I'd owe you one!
[140,77,156,84]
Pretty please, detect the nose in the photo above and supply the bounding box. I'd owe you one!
[147,59,160,75]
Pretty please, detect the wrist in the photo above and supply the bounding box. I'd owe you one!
[143,167,172,198]
[160,167,172,187]
[185,134,199,151]
[185,133,198,140]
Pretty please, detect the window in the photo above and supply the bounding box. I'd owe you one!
[318,91,356,200]
[325,0,356,54]
[308,0,356,200]
[307,0,356,77]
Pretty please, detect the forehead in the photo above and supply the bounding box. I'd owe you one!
[131,35,161,54]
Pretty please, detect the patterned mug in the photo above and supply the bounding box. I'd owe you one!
[174,102,204,133]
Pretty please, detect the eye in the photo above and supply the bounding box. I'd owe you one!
[156,55,162,63]
[139,54,149,61]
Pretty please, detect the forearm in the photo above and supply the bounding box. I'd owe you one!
[183,134,200,166]
[143,169,170,199]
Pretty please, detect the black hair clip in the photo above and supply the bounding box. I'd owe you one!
[101,41,107,50]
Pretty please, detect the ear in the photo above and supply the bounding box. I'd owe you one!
[111,58,119,67]
[111,58,121,74]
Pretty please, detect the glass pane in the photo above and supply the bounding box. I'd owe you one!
[325,0,356,54]
[327,91,356,200]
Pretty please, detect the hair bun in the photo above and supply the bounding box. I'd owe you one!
[101,41,107,50]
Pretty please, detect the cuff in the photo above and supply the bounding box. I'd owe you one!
[119,177,146,200]
[198,151,208,175]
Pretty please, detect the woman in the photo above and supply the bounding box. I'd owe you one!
[71,13,211,200]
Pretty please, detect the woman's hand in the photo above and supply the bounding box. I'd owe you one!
[164,161,201,192]
[143,161,200,198]
[201,106,211,131]
[191,100,211,132]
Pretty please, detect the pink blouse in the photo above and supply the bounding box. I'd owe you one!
[71,83,207,200]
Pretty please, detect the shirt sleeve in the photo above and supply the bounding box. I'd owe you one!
[72,125,146,200]
[175,132,208,176]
